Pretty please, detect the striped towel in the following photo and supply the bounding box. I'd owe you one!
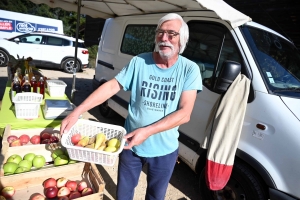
[201,73,250,190]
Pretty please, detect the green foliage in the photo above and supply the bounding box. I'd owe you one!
[0,0,86,39]
[87,45,98,68]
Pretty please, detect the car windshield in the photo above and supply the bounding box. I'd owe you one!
[241,25,300,97]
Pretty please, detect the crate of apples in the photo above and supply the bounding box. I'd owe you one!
[37,177,93,199]
[0,163,105,200]
[2,125,61,147]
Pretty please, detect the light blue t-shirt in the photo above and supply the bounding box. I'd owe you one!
[115,52,202,157]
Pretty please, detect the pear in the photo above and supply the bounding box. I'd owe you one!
[94,133,106,150]
[77,136,89,147]
[88,136,96,145]
[97,143,107,151]
[85,143,95,149]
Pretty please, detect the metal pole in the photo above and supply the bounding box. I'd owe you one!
[71,0,81,102]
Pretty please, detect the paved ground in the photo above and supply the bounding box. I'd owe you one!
[0,66,201,200]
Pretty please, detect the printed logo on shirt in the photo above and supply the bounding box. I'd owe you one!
[140,75,177,112]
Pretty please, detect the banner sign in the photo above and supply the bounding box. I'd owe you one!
[0,17,58,33]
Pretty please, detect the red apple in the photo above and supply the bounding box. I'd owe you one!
[30,135,41,144]
[65,180,77,191]
[44,186,58,199]
[77,181,87,192]
[50,136,60,143]
[56,177,68,188]
[58,196,69,200]
[81,187,93,196]
[69,191,81,199]
[41,139,50,144]
[9,139,22,147]
[19,134,30,145]
[1,186,15,198]
[71,134,82,145]
[40,132,52,140]
[43,178,57,188]
[57,187,70,197]
[30,193,46,200]
[7,135,18,143]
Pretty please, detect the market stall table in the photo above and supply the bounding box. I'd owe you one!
[0,80,72,135]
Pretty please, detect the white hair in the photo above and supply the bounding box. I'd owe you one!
[155,13,189,54]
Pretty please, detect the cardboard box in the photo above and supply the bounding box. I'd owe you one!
[0,162,105,200]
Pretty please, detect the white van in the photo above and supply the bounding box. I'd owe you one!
[92,3,300,200]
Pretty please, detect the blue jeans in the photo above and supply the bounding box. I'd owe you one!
[116,148,179,200]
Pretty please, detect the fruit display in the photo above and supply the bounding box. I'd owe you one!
[51,149,77,166]
[71,133,121,153]
[41,177,93,199]
[6,131,60,147]
[3,154,46,175]
[1,162,104,200]
[1,186,15,199]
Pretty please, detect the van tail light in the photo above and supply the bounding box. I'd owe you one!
[82,50,89,54]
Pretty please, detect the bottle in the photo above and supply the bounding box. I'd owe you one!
[11,75,22,101]
[22,73,29,86]
[28,66,34,81]
[38,76,45,98]
[22,79,31,92]
[30,76,37,93]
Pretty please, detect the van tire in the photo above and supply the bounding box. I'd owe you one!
[199,160,268,200]
[62,58,80,73]
[99,99,116,118]
[0,50,9,67]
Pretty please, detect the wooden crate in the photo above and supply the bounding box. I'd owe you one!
[0,162,105,200]
[1,125,63,164]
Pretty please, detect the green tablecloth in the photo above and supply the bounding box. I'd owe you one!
[0,81,70,133]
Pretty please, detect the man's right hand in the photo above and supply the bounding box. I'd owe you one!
[60,109,81,135]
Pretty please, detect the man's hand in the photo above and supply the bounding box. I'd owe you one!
[60,109,81,135]
[123,127,150,149]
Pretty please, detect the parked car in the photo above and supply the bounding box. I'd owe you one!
[0,31,89,73]
[92,7,300,200]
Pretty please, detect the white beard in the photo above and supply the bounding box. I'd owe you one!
[155,42,178,59]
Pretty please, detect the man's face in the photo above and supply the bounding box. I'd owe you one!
[155,19,181,59]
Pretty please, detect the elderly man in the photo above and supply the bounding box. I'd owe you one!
[60,13,202,200]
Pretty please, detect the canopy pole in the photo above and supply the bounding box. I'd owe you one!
[71,0,82,102]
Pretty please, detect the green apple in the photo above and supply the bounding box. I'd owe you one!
[51,149,65,160]
[54,154,69,166]
[14,166,29,174]
[23,153,36,162]
[18,159,32,170]
[32,155,46,169]
[68,159,77,164]
[3,162,18,175]
[6,154,22,164]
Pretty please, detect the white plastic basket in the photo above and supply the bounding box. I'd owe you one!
[46,79,67,97]
[12,92,43,119]
[61,119,127,166]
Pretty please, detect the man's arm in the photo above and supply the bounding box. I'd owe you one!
[60,78,122,134]
[124,90,197,149]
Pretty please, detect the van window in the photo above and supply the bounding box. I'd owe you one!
[182,21,242,88]
[121,25,156,56]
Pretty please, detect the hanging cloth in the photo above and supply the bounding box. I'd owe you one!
[201,73,250,190]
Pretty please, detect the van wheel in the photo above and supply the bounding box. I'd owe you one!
[199,160,268,200]
[62,58,80,73]
[99,100,116,118]
[0,50,9,67]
